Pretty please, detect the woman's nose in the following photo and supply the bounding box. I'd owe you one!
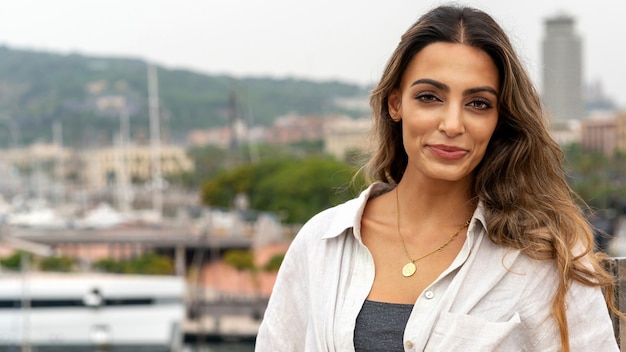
[438,105,464,137]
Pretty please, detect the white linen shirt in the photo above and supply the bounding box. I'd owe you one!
[255,183,618,351]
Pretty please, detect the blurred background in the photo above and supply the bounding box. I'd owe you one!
[0,0,624,351]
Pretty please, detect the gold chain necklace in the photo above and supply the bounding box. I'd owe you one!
[395,187,471,278]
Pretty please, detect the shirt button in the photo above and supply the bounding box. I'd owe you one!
[405,341,414,349]
[424,291,434,299]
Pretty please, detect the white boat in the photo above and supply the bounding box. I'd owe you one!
[7,206,71,230]
[0,272,185,351]
[74,202,135,229]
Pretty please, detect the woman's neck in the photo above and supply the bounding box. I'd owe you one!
[395,177,475,226]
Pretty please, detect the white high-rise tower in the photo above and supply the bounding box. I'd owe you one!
[542,14,584,122]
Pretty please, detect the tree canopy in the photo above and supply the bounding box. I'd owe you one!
[200,156,365,223]
[563,143,625,210]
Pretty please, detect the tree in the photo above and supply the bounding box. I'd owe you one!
[40,256,74,272]
[0,251,25,270]
[223,249,255,272]
[183,145,230,187]
[93,253,174,275]
[201,156,364,223]
[563,143,614,209]
[0,45,369,146]
[253,157,362,223]
[93,258,125,273]
[264,253,285,272]
[126,253,175,275]
[223,249,259,301]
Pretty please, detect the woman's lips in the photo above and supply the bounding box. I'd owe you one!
[427,144,468,160]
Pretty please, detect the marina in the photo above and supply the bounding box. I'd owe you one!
[0,203,282,351]
[0,272,186,349]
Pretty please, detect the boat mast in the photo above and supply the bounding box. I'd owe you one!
[53,121,64,207]
[116,103,131,213]
[147,64,163,221]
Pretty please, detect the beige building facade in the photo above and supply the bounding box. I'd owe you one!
[581,118,616,156]
[82,144,194,187]
[324,117,372,160]
[0,143,71,165]
[615,111,626,153]
[0,143,194,189]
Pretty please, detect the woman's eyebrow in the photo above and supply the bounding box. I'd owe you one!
[411,78,498,96]
[410,78,447,90]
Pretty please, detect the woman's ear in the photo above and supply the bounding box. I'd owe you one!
[388,91,401,121]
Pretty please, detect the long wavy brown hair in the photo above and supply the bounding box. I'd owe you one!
[367,5,619,351]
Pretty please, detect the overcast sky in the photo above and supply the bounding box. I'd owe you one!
[0,0,624,107]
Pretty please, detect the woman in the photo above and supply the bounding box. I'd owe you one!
[256,5,620,351]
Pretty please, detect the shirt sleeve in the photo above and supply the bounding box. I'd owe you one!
[518,261,619,352]
[255,230,310,352]
[564,281,619,352]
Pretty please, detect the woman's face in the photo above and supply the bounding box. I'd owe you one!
[388,42,499,185]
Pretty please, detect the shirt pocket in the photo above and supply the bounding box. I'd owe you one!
[425,312,522,351]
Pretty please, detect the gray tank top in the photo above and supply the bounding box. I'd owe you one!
[354,299,414,352]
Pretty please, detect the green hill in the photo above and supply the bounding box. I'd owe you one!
[0,45,369,148]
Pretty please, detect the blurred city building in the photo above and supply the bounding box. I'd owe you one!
[542,13,624,152]
[83,144,193,187]
[550,120,581,146]
[542,13,584,122]
[324,116,372,160]
[187,126,234,148]
[265,113,326,144]
[0,143,193,189]
[616,111,626,152]
[186,113,374,162]
[0,143,74,196]
[581,115,617,156]
[187,121,266,149]
[578,111,626,156]
[0,142,71,164]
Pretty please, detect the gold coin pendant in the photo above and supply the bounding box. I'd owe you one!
[402,262,417,277]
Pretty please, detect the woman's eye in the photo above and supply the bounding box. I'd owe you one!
[468,99,492,110]
[415,93,440,103]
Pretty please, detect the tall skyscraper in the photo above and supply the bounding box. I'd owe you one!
[542,14,584,122]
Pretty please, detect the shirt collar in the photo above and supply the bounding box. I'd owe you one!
[320,182,488,241]
[472,201,487,232]
[321,182,392,240]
